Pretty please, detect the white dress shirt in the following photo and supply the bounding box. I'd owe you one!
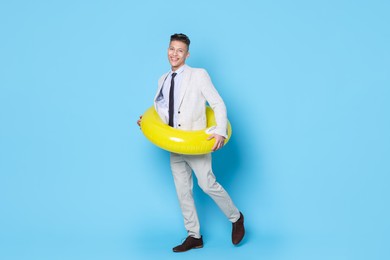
[155,64,187,128]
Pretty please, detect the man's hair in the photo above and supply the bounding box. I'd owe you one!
[170,33,190,50]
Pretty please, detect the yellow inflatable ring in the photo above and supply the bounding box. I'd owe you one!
[140,106,232,155]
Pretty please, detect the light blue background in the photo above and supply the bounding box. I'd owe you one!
[1,1,389,259]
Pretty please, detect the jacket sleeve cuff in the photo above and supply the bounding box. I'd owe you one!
[214,127,228,139]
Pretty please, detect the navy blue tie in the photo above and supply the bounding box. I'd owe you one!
[168,73,177,127]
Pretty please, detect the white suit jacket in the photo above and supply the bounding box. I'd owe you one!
[154,66,228,138]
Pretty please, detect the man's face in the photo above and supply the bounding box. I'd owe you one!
[168,40,190,71]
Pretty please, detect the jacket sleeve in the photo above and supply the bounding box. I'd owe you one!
[199,69,228,138]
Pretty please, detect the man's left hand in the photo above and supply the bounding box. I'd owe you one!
[207,134,226,152]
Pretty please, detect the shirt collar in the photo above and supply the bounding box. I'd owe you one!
[171,64,187,75]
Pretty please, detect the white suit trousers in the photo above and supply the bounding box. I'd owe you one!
[170,153,240,238]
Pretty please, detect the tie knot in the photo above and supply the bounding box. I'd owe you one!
[171,72,177,78]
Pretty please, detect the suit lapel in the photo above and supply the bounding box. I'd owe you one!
[178,67,191,108]
[154,72,169,101]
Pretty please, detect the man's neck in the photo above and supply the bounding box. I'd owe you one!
[171,64,186,72]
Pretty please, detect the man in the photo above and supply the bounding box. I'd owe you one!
[137,33,245,252]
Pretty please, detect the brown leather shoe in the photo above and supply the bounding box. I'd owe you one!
[172,236,204,252]
[232,212,245,245]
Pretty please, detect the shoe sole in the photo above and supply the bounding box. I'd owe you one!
[173,245,203,253]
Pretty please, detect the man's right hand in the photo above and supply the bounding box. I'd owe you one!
[137,116,142,127]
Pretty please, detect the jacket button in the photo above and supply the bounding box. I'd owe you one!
[178,124,181,127]
[178,111,180,114]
